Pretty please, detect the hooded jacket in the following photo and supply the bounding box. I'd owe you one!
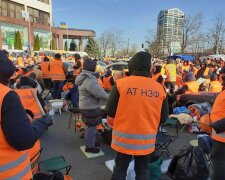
[75,70,108,110]
[106,52,169,123]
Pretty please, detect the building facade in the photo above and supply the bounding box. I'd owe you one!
[0,0,95,51]
[157,8,185,54]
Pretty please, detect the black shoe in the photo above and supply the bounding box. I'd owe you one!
[85,147,100,153]
[95,142,100,148]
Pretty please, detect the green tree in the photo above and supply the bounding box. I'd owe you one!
[85,37,100,58]
[14,31,18,49]
[64,41,68,51]
[69,39,77,51]
[34,35,40,51]
[50,38,56,50]
[17,31,23,50]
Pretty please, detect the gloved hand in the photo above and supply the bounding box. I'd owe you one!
[41,113,53,127]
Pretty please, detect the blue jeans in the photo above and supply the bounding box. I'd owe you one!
[53,81,64,99]
[111,152,150,180]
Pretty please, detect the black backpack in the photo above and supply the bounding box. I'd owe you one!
[33,170,64,180]
[168,145,209,180]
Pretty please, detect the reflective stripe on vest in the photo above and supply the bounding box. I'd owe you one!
[49,60,65,81]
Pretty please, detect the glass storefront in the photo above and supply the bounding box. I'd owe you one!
[33,28,52,49]
[0,22,28,50]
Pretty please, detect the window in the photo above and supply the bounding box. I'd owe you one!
[28,7,49,26]
[0,0,23,19]
[38,0,49,4]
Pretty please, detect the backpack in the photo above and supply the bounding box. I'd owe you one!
[168,145,209,180]
[33,170,64,180]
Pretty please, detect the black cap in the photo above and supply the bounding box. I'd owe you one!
[55,53,61,59]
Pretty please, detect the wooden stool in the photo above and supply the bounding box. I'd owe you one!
[68,107,81,132]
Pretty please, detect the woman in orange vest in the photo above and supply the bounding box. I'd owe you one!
[196,60,213,80]
[181,61,190,73]
[40,56,52,89]
[209,74,222,93]
[103,69,114,92]
[164,59,177,94]
[0,51,52,179]
[106,52,168,180]
[210,82,225,180]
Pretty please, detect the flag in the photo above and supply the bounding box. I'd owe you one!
[60,22,67,29]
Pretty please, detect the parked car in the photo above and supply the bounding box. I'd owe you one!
[102,62,128,76]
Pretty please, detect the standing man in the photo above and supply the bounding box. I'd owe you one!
[0,51,53,179]
[49,53,66,99]
[106,52,169,180]
[73,53,82,76]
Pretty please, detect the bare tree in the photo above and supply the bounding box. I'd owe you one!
[209,12,225,54]
[110,28,123,56]
[181,13,202,52]
[98,31,112,56]
[188,33,207,53]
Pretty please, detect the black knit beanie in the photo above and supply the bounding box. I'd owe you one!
[83,59,97,72]
[0,50,16,84]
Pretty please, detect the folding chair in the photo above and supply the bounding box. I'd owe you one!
[155,131,173,158]
[68,107,81,132]
[38,156,71,175]
[163,118,179,138]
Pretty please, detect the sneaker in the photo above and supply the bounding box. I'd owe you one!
[85,147,100,153]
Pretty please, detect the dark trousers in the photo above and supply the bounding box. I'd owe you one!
[53,81,64,99]
[165,82,176,94]
[111,152,150,180]
[43,78,52,90]
[211,140,225,180]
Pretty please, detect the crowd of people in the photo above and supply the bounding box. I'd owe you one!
[0,49,225,180]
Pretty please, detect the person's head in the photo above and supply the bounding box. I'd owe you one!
[55,53,61,60]
[201,59,208,69]
[105,69,112,76]
[167,58,174,64]
[43,56,50,62]
[2,49,9,58]
[74,53,81,61]
[210,74,218,81]
[183,61,189,66]
[17,76,37,89]
[184,73,196,82]
[128,52,151,77]
[0,50,16,85]
[83,59,97,72]
[153,64,162,74]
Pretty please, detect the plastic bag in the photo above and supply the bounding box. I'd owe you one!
[168,145,209,180]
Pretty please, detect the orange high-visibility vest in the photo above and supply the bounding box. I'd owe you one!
[209,81,222,93]
[103,76,113,90]
[111,76,166,155]
[40,61,51,79]
[49,59,65,81]
[152,73,161,81]
[0,84,32,179]
[24,70,35,78]
[98,78,103,88]
[17,57,24,67]
[210,90,225,143]
[165,64,177,82]
[203,67,210,77]
[184,81,199,94]
[63,83,74,92]
[182,65,190,72]
[176,75,183,88]
[15,88,42,174]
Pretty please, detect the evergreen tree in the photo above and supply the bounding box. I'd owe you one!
[85,37,100,58]
[17,31,23,50]
[14,31,18,49]
[50,38,56,50]
[69,39,77,51]
[64,41,68,51]
[34,35,40,51]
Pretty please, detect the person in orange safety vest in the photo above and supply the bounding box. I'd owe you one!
[40,56,52,89]
[73,53,82,76]
[103,69,114,92]
[106,52,169,180]
[152,63,164,85]
[49,53,66,99]
[182,73,199,94]
[0,50,52,179]
[209,74,222,93]
[210,79,225,180]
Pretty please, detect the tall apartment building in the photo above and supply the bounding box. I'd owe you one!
[157,8,185,54]
[0,0,52,50]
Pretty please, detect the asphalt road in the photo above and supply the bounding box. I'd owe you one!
[40,112,196,180]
